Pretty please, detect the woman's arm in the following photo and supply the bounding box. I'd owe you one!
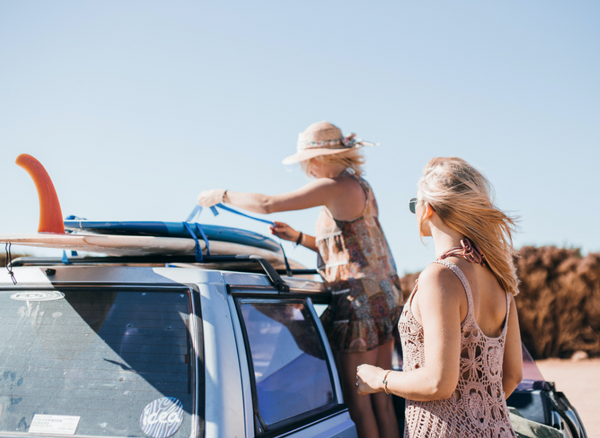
[198,178,342,214]
[502,295,523,398]
[198,175,366,221]
[357,265,463,401]
[269,221,318,252]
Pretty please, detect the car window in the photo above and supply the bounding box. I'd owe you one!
[0,289,197,438]
[313,303,328,317]
[237,299,335,429]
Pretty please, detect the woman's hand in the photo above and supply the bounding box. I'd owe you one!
[197,189,226,208]
[356,364,386,395]
[269,221,300,242]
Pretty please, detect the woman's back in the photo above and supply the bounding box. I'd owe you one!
[399,260,517,438]
[453,259,509,338]
[317,170,403,353]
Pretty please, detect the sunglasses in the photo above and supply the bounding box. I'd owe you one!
[409,198,435,214]
[409,198,418,214]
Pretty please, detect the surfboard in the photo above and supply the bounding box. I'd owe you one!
[9,153,307,272]
[0,233,288,266]
[64,221,280,253]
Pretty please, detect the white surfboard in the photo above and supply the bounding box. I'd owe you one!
[0,233,304,270]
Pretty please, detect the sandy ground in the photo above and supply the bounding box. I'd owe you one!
[536,358,600,438]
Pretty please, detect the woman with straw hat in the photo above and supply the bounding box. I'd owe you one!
[198,121,403,438]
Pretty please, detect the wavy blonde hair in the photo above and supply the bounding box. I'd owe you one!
[418,157,520,295]
[301,149,366,177]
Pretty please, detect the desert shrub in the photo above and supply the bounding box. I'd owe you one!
[514,246,600,359]
[399,246,600,359]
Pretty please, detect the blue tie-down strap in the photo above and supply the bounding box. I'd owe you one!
[186,205,202,223]
[182,221,211,262]
[207,203,292,276]
[210,203,273,225]
[61,250,71,265]
[187,205,219,222]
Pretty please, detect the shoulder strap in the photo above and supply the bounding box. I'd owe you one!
[501,291,511,336]
[432,260,474,319]
[435,260,512,337]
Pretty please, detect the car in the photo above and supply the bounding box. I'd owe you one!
[0,254,356,438]
[0,251,588,438]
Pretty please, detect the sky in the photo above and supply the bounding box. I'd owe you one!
[1,1,599,274]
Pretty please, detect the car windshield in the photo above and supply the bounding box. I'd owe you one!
[0,289,197,438]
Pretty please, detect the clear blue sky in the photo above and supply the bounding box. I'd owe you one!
[1,1,599,274]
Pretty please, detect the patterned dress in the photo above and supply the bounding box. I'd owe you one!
[399,260,516,438]
[317,169,403,353]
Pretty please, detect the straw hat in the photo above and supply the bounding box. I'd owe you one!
[282,121,376,165]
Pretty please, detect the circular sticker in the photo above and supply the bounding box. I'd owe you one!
[10,291,65,302]
[140,397,184,438]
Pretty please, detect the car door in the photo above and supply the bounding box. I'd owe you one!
[228,287,356,438]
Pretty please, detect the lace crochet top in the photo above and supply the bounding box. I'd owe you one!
[399,260,516,438]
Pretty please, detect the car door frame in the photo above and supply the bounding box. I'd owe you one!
[227,284,355,438]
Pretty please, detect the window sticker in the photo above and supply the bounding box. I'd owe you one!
[10,291,65,302]
[140,397,184,438]
[28,414,80,435]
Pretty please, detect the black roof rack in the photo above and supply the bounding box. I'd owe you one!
[10,254,319,293]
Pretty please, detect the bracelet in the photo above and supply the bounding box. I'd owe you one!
[294,232,303,247]
[382,370,392,395]
[222,189,228,203]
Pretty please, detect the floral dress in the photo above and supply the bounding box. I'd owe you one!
[317,169,403,353]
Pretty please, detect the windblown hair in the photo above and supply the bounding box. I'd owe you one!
[301,149,366,177]
[418,157,520,295]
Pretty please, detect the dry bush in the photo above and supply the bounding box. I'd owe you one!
[399,246,600,359]
[514,246,600,359]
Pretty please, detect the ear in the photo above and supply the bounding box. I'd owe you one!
[423,203,435,220]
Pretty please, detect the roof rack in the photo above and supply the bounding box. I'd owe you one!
[10,254,319,293]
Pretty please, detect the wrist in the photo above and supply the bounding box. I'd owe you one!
[377,369,386,391]
[381,370,392,394]
[221,189,228,204]
[294,231,303,246]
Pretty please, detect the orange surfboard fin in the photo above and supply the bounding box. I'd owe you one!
[16,154,65,234]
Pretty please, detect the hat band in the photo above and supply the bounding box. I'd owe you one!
[297,133,377,151]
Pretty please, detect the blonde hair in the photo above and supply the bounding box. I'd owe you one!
[301,149,366,177]
[418,157,520,295]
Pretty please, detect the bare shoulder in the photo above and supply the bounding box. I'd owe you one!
[417,262,466,304]
[302,175,355,193]
[303,177,337,189]
[332,174,363,193]
[296,177,342,200]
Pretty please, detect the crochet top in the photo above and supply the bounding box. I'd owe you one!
[399,260,516,438]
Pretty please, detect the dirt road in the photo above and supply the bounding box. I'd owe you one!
[536,358,600,438]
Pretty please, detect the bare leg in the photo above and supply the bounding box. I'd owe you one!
[336,348,380,438]
[371,339,401,438]
[336,339,401,438]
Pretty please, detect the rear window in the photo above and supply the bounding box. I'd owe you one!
[0,288,198,438]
